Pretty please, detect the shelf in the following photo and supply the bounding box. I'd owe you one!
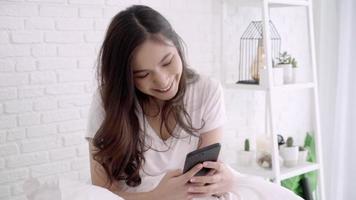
[268,0,310,7]
[224,83,266,91]
[272,82,315,91]
[231,162,319,181]
[224,82,314,91]
[222,0,324,197]
[280,162,319,180]
[236,0,310,7]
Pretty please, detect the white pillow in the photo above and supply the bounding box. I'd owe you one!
[60,178,124,200]
[22,177,124,200]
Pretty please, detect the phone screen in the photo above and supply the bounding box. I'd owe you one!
[183,143,221,176]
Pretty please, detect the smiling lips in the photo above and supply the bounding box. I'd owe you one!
[154,81,173,93]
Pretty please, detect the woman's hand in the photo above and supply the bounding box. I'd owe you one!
[150,164,203,200]
[187,161,236,198]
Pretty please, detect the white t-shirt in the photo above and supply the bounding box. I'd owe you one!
[85,75,226,195]
[85,75,304,200]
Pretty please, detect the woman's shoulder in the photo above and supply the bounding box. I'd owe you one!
[187,74,222,93]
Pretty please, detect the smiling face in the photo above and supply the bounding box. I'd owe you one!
[131,36,183,103]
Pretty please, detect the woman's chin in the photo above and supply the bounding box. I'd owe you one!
[154,92,176,101]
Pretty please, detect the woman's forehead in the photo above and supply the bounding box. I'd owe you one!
[132,38,176,70]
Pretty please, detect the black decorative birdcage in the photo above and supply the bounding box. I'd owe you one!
[237,21,281,84]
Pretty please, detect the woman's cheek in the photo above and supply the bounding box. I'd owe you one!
[134,81,148,92]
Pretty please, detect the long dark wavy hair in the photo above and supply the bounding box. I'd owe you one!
[93,5,203,188]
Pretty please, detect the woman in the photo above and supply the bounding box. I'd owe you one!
[86,5,302,200]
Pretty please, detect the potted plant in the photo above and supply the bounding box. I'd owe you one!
[298,146,308,163]
[238,139,254,166]
[271,58,283,86]
[277,134,285,149]
[276,51,293,84]
[279,137,299,167]
[291,57,299,83]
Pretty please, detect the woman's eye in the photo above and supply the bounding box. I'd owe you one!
[136,73,149,79]
[163,58,173,66]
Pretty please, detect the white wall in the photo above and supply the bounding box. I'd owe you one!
[0,0,311,199]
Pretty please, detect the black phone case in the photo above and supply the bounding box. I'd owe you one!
[183,143,221,176]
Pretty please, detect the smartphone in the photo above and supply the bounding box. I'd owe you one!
[183,143,221,176]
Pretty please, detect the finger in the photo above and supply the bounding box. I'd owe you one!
[202,161,223,171]
[206,169,216,176]
[188,183,217,194]
[188,182,205,186]
[190,174,221,184]
[181,164,203,182]
[168,169,183,177]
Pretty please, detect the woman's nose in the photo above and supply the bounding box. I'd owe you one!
[153,71,169,87]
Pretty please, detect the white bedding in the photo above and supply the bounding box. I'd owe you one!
[61,172,301,200]
[117,165,303,200]
[25,171,302,200]
[23,177,123,200]
[59,179,124,200]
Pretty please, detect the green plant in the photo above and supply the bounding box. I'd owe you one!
[291,57,298,68]
[299,146,306,151]
[282,133,317,198]
[286,137,294,147]
[244,139,250,151]
[276,51,298,68]
[277,51,291,64]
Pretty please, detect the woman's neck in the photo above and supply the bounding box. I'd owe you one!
[143,98,176,141]
[143,98,165,118]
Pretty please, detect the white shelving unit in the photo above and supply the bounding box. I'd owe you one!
[235,162,319,181]
[222,0,325,199]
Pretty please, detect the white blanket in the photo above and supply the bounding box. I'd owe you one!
[23,177,123,200]
[118,165,303,200]
[59,179,124,200]
[23,174,303,200]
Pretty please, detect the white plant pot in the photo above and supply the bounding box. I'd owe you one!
[238,151,254,166]
[298,149,308,163]
[292,68,300,83]
[272,67,284,86]
[279,64,293,84]
[279,146,299,167]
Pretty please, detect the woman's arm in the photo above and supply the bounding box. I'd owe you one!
[198,127,223,148]
[88,139,156,200]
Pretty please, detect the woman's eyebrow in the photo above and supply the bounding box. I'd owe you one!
[158,52,172,64]
[133,52,172,74]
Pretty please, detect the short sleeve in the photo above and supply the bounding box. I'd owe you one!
[198,78,226,134]
[85,89,105,140]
